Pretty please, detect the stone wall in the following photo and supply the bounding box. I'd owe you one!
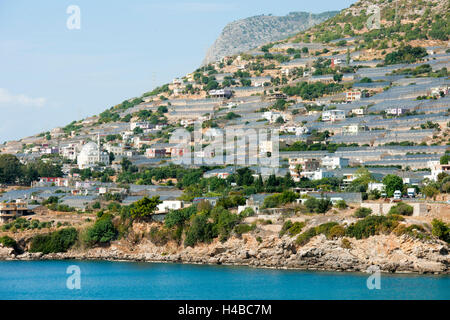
[361,202,427,216]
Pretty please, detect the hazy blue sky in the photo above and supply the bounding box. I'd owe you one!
[0,0,355,142]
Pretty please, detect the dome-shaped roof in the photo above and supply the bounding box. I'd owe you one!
[79,142,99,155]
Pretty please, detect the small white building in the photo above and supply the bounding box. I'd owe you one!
[351,107,365,115]
[280,125,309,136]
[322,109,346,122]
[130,121,151,131]
[263,111,287,123]
[157,200,184,213]
[301,169,334,181]
[342,124,367,135]
[321,156,349,169]
[368,182,385,193]
[385,107,409,116]
[346,91,362,102]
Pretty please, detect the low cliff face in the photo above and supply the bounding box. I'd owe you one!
[203,11,338,64]
[4,231,448,274]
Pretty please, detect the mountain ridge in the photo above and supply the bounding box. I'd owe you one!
[203,11,338,65]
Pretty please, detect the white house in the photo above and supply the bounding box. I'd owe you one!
[301,169,334,181]
[280,125,309,135]
[157,200,184,213]
[424,160,450,181]
[385,107,409,116]
[351,107,365,115]
[263,111,287,123]
[322,109,346,122]
[342,124,367,135]
[346,91,362,102]
[130,121,151,131]
[321,156,349,169]
[368,182,385,193]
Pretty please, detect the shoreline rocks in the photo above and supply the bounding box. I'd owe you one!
[1,233,448,275]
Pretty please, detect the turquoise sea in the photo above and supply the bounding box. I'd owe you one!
[0,260,448,300]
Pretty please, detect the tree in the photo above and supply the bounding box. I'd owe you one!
[431,219,449,243]
[422,185,439,200]
[0,154,23,184]
[130,196,162,219]
[120,157,132,172]
[85,214,117,245]
[346,47,350,65]
[440,154,450,165]
[382,174,403,197]
[236,167,254,186]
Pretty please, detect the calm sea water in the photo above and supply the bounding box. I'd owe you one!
[0,260,448,300]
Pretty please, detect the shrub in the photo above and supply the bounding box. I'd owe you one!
[148,226,181,245]
[341,238,352,249]
[184,213,215,247]
[431,219,450,243]
[84,214,118,246]
[335,200,347,209]
[328,225,346,239]
[345,215,398,239]
[29,228,78,254]
[238,207,255,219]
[296,228,317,246]
[280,220,305,237]
[315,222,339,238]
[388,202,413,216]
[234,223,256,236]
[0,235,17,248]
[354,207,372,218]
[304,197,332,213]
[279,220,293,236]
[164,205,197,228]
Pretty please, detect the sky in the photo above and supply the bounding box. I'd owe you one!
[0,0,356,142]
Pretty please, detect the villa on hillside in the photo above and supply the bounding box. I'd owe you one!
[0,200,29,223]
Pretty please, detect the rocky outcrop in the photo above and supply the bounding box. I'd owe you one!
[3,233,448,274]
[203,11,337,64]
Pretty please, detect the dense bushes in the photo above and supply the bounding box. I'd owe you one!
[279,220,305,237]
[335,200,347,210]
[234,223,256,236]
[345,216,398,240]
[262,190,298,208]
[431,219,450,244]
[148,226,182,246]
[304,197,332,213]
[184,212,216,247]
[295,222,339,245]
[84,214,118,246]
[354,207,372,218]
[29,228,78,254]
[1,218,52,231]
[384,46,427,65]
[388,202,413,216]
[281,81,344,100]
[0,235,17,248]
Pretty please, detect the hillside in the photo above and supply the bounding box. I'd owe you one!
[288,0,449,47]
[203,11,338,64]
[0,0,449,274]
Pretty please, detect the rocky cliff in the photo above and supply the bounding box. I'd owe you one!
[3,232,448,274]
[203,11,338,64]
